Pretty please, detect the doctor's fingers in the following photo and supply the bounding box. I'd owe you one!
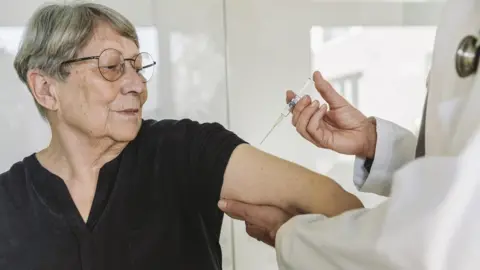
[295,100,319,142]
[218,199,290,230]
[245,223,275,247]
[306,104,328,139]
[295,102,328,145]
[291,95,312,126]
[313,71,349,110]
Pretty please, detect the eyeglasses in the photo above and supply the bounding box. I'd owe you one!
[62,48,157,82]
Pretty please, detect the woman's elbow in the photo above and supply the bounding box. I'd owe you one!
[328,190,364,217]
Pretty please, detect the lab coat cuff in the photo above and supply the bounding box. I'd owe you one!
[353,156,370,189]
[353,117,416,197]
[352,118,393,195]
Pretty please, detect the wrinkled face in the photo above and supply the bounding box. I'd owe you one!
[55,24,148,142]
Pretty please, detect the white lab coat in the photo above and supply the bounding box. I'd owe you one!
[275,0,480,269]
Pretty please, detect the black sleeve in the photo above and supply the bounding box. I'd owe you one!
[184,121,246,268]
[140,118,246,237]
[137,118,247,259]
[185,120,247,215]
[138,118,246,212]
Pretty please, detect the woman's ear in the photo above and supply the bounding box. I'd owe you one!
[27,69,59,112]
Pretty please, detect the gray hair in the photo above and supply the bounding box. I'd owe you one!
[13,2,139,117]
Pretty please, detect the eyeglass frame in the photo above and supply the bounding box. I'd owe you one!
[61,48,157,82]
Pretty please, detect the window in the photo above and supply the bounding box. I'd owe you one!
[310,25,436,208]
[322,27,364,43]
[311,26,435,134]
[330,72,363,107]
[322,27,350,42]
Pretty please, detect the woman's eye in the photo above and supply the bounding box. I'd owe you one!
[105,64,119,70]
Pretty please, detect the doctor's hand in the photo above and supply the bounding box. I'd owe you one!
[288,71,377,158]
[218,199,292,247]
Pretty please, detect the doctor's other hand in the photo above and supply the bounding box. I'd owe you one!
[218,199,292,247]
[287,71,377,159]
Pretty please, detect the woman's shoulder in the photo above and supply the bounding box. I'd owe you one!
[133,118,240,155]
[138,118,192,140]
[140,118,223,129]
[138,118,229,140]
[131,118,197,153]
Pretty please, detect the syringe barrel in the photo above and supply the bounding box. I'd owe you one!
[282,94,301,116]
[289,95,302,108]
[280,78,314,116]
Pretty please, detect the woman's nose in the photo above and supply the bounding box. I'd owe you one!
[120,66,146,94]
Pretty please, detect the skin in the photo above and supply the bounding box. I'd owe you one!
[218,200,292,247]
[221,144,363,217]
[287,71,377,159]
[219,71,378,247]
[27,22,363,224]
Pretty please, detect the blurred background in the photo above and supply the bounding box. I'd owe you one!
[0,0,445,269]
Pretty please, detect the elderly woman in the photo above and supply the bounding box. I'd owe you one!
[0,2,362,269]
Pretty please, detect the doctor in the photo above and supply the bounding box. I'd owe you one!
[218,0,480,269]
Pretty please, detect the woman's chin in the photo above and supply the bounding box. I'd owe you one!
[109,120,142,142]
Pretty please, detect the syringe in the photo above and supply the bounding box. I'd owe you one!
[259,78,314,145]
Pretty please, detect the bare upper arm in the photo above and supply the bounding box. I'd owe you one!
[220,144,363,216]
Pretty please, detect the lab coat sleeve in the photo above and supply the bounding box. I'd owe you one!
[276,129,480,270]
[353,117,417,197]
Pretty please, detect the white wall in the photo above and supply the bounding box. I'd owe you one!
[0,0,445,269]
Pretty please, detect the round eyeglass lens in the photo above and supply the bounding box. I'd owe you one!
[98,49,125,81]
[135,52,155,82]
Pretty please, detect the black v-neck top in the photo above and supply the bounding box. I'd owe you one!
[0,118,246,270]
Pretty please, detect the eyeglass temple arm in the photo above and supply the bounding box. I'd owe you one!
[62,56,100,65]
[136,61,156,71]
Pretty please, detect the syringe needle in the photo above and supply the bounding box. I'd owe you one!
[259,77,313,145]
[259,114,284,145]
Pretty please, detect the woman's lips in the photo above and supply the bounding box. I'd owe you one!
[116,108,139,116]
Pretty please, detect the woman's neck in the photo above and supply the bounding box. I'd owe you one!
[37,124,127,183]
